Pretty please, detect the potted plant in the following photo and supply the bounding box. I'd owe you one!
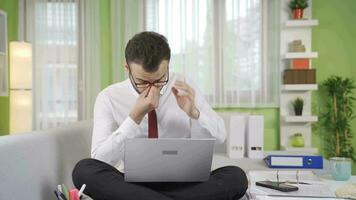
[320,76,355,180]
[292,97,304,116]
[288,0,309,19]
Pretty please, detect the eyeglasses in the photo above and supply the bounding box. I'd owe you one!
[128,65,169,93]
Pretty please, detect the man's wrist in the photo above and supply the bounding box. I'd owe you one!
[190,107,200,119]
[129,109,144,125]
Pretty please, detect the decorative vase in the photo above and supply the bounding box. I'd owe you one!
[291,133,304,147]
[330,157,352,181]
[293,8,304,19]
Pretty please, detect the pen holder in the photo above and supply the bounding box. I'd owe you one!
[69,189,80,200]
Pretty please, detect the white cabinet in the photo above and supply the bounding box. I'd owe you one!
[0,10,8,96]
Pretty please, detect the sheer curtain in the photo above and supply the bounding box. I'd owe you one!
[24,0,101,130]
[27,0,78,129]
[110,0,144,82]
[144,0,279,107]
[78,0,101,120]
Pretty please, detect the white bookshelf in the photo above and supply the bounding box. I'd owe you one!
[282,84,318,91]
[283,115,318,123]
[0,10,8,96]
[285,19,319,27]
[283,52,318,59]
[279,0,318,153]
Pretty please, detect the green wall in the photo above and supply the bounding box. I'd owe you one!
[0,0,18,136]
[312,0,356,174]
[99,0,113,89]
[0,0,355,174]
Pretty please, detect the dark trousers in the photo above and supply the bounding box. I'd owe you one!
[72,158,248,200]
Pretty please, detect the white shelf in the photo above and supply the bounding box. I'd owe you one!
[284,147,319,154]
[279,2,318,156]
[285,19,319,27]
[283,52,318,59]
[282,84,318,91]
[283,116,318,123]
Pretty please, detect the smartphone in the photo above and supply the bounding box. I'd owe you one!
[256,181,298,192]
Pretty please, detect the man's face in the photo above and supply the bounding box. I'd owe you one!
[127,60,169,94]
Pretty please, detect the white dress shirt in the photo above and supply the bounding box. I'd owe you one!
[91,72,226,172]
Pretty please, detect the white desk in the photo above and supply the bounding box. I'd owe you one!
[212,153,356,196]
[319,175,356,194]
[212,153,269,171]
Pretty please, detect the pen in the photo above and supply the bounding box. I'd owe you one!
[58,185,63,193]
[59,191,67,200]
[78,184,86,197]
[56,189,67,200]
[54,190,65,200]
[61,184,70,200]
[54,190,60,200]
[282,181,310,185]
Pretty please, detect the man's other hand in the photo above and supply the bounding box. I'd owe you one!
[172,80,200,119]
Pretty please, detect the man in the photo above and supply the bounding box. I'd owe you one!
[72,31,248,200]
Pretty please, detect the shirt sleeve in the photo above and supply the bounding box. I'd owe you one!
[90,92,144,166]
[188,81,226,144]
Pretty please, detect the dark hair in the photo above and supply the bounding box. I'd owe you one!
[125,31,171,72]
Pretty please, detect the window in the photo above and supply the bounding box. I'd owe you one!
[144,0,279,107]
[33,1,78,129]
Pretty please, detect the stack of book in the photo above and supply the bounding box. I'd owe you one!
[290,40,306,52]
[284,40,316,84]
[284,69,316,84]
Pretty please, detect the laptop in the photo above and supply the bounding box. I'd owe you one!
[124,138,215,182]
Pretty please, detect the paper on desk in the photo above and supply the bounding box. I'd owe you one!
[249,170,335,198]
[255,196,348,200]
[249,170,320,182]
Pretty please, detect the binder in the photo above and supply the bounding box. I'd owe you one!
[246,115,264,159]
[264,155,323,169]
[227,115,246,159]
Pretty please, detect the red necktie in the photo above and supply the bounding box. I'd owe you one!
[148,110,158,138]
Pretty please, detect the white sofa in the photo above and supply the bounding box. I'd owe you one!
[0,120,243,200]
[0,121,92,200]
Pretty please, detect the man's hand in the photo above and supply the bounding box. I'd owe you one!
[172,80,200,119]
[130,86,160,124]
